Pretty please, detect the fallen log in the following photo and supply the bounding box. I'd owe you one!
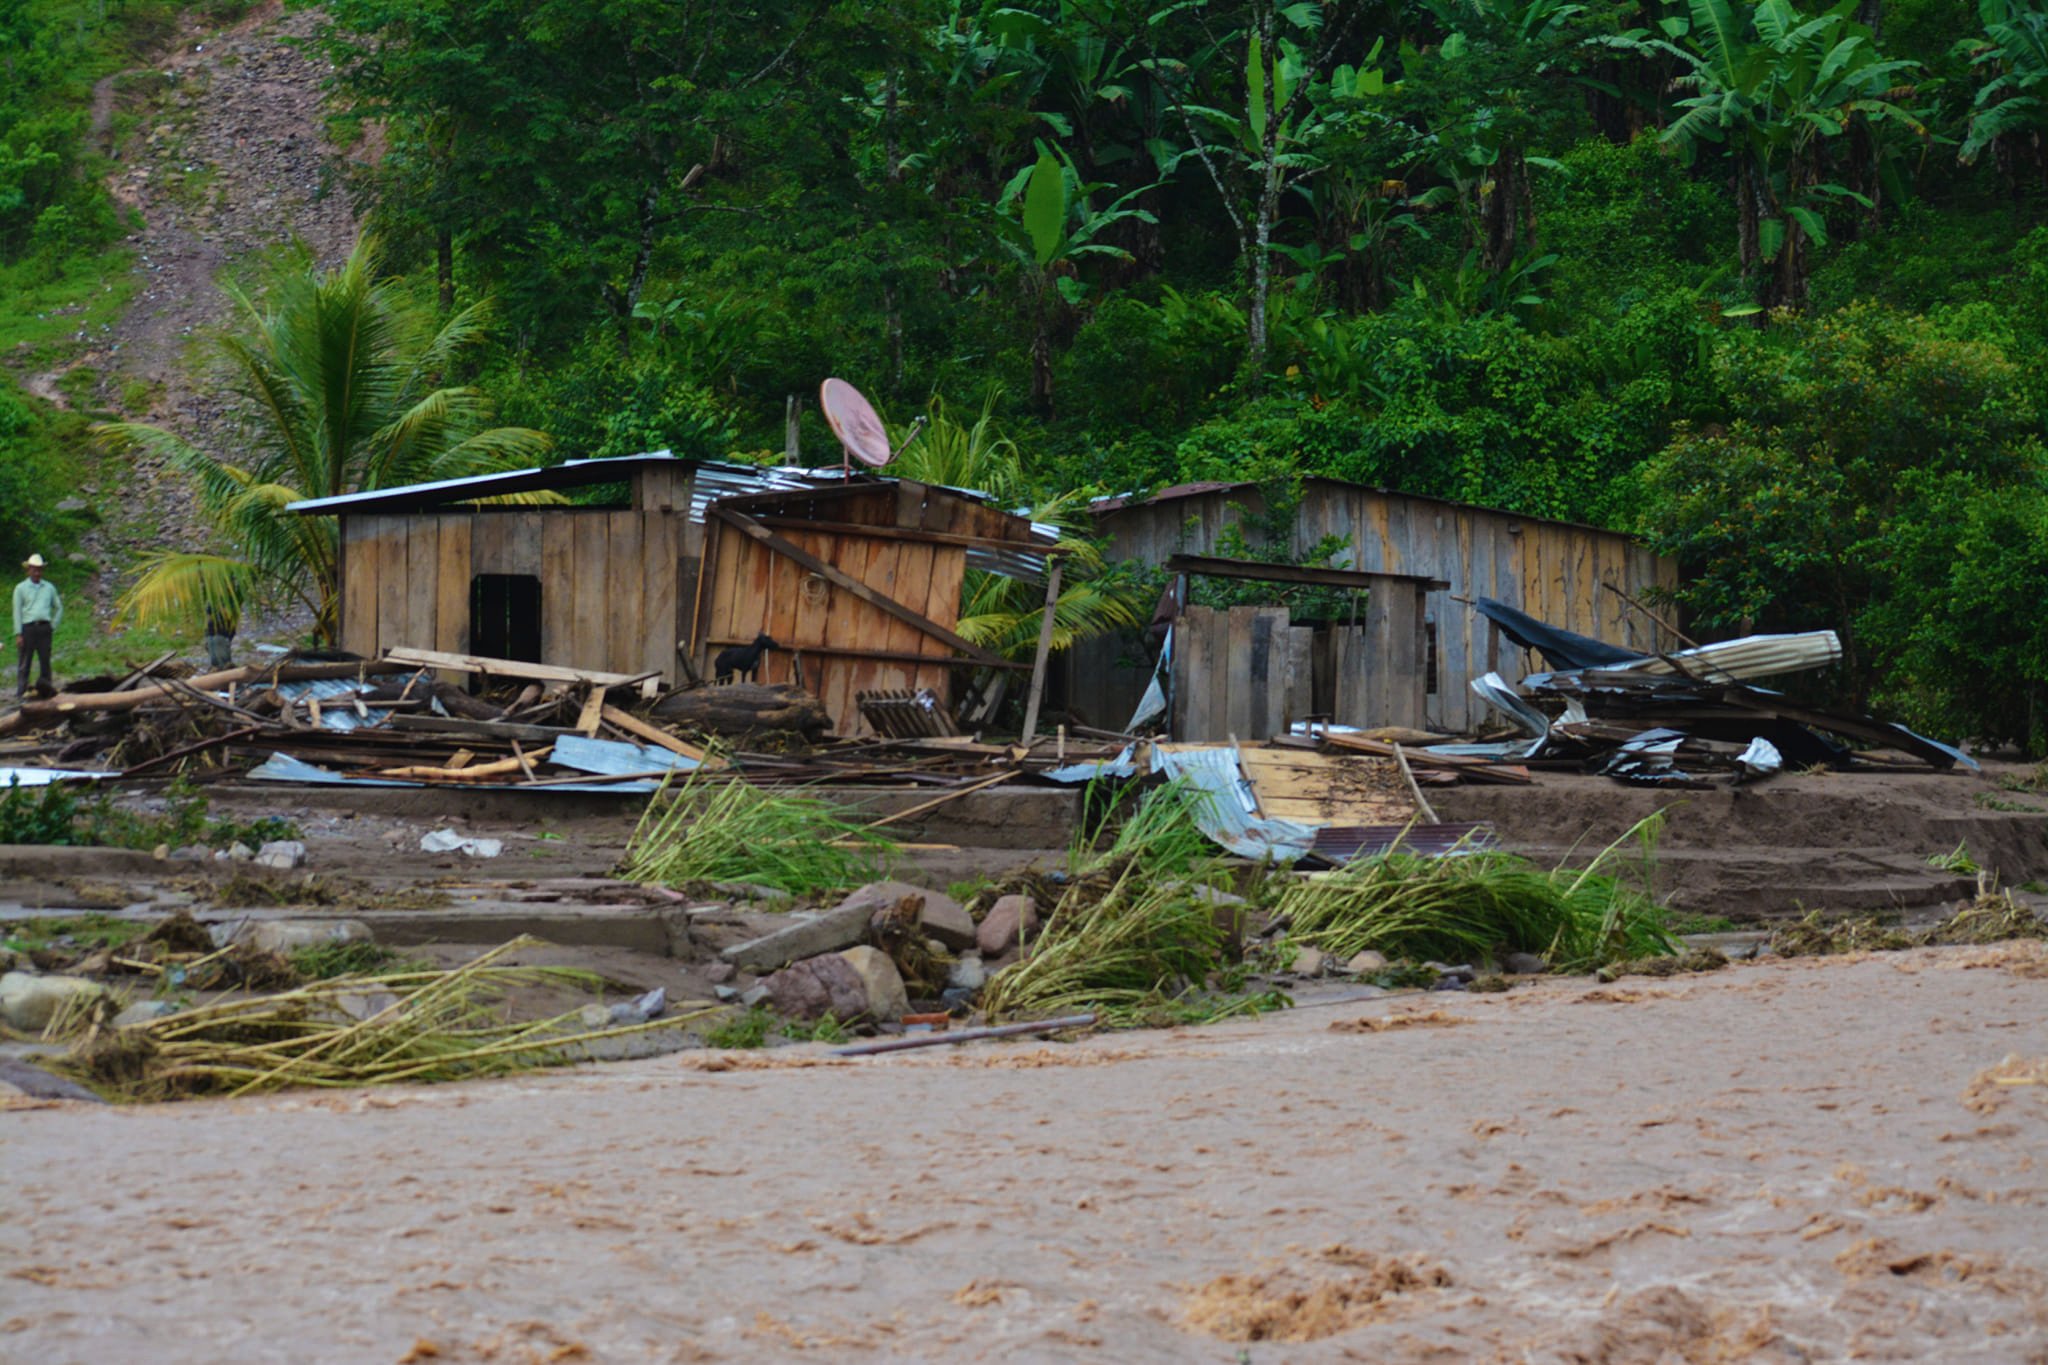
[650,682,830,739]
[0,660,417,735]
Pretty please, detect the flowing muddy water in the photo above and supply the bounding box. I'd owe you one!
[6,944,2046,1361]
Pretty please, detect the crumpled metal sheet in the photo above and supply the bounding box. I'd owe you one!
[246,751,675,793]
[1042,744,1140,784]
[548,734,700,776]
[1148,745,1322,863]
[265,676,406,731]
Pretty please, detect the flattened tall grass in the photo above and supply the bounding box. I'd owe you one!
[58,938,717,1102]
[984,781,1238,1024]
[620,765,896,895]
[1277,814,1676,971]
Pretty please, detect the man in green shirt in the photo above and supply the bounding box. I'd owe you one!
[13,553,62,698]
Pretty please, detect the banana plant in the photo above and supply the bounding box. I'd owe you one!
[1955,0,2048,173]
[1603,0,1924,309]
[996,141,1161,412]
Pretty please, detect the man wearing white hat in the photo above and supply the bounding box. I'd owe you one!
[13,554,62,698]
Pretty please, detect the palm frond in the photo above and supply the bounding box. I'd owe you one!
[115,552,257,629]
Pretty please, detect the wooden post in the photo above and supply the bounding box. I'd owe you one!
[1018,559,1063,744]
[784,394,802,466]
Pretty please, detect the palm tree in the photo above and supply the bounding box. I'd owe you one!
[100,238,554,643]
[887,392,1146,659]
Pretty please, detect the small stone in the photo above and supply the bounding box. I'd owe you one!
[252,839,306,871]
[113,999,180,1027]
[1502,952,1548,976]
[977,894,1040,957]
[1291,947,1327,978]
[227,841,254,862]
[712,984,739,1002]
[1346,950,1389,975]
[1431,978,1468,992]
[152,843,170,861]
[837,945,909,1023]
[1425,960,1475,983]
[947,953,986,992]
[705,962,736,984]
[171,845,208,862]
[739,984,771,1009]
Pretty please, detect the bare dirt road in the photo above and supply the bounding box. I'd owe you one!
[6,944,2045,1363]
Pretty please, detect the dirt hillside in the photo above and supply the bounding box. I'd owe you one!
[38,0,359,623]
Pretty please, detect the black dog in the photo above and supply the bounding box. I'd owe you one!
[714,633,778,682]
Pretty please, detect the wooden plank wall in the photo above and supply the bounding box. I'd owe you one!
[698,522,966,737]
[1170,606,1323,741]
[335,510,684,681]
[1097,483,1677,734]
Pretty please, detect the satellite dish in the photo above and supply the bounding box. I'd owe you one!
[820,378,894,469]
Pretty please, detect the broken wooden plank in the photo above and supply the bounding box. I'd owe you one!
[376,745,553,781]
[381,647,658,688]
[576,685,608,737]
[598,705,719,768]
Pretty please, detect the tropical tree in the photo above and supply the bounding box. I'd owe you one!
[1607,0,1923,309]
[888,392,1147,659]
[1956,0,2048,187]
[101,238,554,644]
[1143,0,1390,378]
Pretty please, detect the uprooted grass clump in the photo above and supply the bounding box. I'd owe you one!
[1275,815,1677,972]
[619,764,897,895]
[55,937,717,1102]
[1771,885,2047,958]
[981,780,1282,1027]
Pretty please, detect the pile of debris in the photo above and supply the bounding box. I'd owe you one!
[0,646,1133,799]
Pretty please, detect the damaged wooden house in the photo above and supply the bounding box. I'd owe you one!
[1065,477,1680,740]
[287,455,1059,737]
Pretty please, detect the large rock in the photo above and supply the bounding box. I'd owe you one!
[719,884,899,972]
[0,972,107,1031]
[837,946,909,1023]
[221,919,374,954]
[915,890,977,953]
[762,954,870,1021]
[977,894,1039,956]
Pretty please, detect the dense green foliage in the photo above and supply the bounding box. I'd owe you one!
[12,0,2048,747]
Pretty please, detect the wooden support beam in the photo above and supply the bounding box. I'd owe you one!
[1018,559,1064,744]
[381,647,658,688]
[709,507,1007,668]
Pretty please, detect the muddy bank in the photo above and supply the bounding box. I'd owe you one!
[5,945,2044,1361]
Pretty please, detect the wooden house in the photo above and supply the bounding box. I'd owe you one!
[289,454,1055,735]
[1069,477,1679,737]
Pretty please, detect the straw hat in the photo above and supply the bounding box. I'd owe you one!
[22,554,44,568]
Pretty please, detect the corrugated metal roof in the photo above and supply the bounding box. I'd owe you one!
[287,454,1059,579]
[284,453,695,513]
[1599,631,1842,683]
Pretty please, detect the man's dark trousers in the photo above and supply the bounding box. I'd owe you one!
[17,620,52,696]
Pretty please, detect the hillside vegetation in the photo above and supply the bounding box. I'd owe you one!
[7,0,2048,747]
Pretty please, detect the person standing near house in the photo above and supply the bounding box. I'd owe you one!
[12,553,62,698]
[202,599,237,671]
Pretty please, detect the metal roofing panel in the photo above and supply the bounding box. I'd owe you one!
[1600,631,1843,683]
[1310,822,1497,862]
[285,453,690,514]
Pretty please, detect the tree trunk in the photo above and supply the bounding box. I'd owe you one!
[650,682,830,738]
[436,230,454,314]
[617,182,661,356]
